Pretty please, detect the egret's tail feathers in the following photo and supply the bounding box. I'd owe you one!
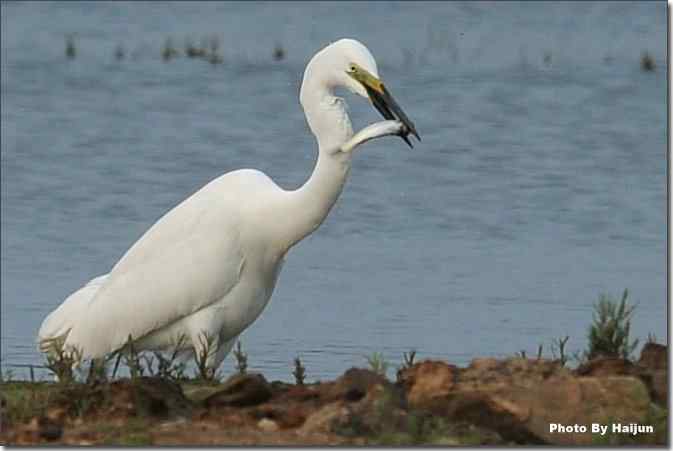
[37,274,109,354]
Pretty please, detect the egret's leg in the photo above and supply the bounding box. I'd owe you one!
[212,334,239,371]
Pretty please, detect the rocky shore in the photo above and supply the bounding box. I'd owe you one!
[0,343,667,445]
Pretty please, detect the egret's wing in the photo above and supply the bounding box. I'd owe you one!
[63,176,246,357]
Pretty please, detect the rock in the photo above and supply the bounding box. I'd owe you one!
[298,369,407,438]
[299,401,350,435]
[182,385,226,403]
[204,373,272,408]
[0,394,7,427]
[353,383,409,434]
[282,384,321,402]
[639,343,667,371]
[257,418,279,432]
[571,345,667,408]
[249,384,323,430]
[638,370,667,406]
[127,377,192,417]
[36,416,63,441]
[47,377,191,420]
[324,368,390,402]
[635,343,668,407]
[528,376,650,445]
[1,353,664,445]
[575,357,636,377]
[46,407,68,423]
[15,416,63,443]
[269,380,293,392]
[397,360,457,406]
[468,357,499,372]
[399,358,651,445]
[158,417,189,431]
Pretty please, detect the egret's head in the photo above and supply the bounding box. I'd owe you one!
[302,38,420,147]
[302,38,379,98]
[331,39,380,99]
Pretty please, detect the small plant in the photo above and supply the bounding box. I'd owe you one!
[402,350,416,369]
[551,336,570,366]
[110,350,123,379]
[43,336,82,383]
[122,335,145,379]
[366,352,389,377]
[85,358,109,384]
[65,33,76,59]
[185,38,201,58]
[273,43,285,61]
[586,289,639,360]
[1,367,15,382]
[151,334,188,381]
[194,332,219,381]
[162,37,178,62]
[570,349,585,365]
[640,51,655,72]
[143,353,156,373]
[208,35,223,65]
[396,350,417,382]
[543,51,552,65]
[292,357,306,385]
[233,340,248,374]
[114,44,125,61]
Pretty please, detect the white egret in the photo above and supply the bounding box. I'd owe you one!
[38,38,420,373]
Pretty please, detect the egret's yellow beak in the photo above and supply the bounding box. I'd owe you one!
[346,63,420,148]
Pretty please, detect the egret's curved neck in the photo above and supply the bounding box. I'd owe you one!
[277,66,354,251]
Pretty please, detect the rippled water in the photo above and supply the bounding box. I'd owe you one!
[1,1,667,381]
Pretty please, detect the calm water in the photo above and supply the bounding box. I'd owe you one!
[1,1,667,381]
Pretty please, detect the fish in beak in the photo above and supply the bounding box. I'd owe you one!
[347,63,421,148]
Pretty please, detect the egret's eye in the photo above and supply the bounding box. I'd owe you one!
[347,64,356,73]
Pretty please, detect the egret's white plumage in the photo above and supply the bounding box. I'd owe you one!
[38,38,416,372]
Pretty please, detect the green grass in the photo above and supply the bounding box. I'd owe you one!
[367,414,502,445]
[365,352,389,377]
[1,381,57,425]
[94,418,153,445]
[590,405,667,446]
[586,289,639,360]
